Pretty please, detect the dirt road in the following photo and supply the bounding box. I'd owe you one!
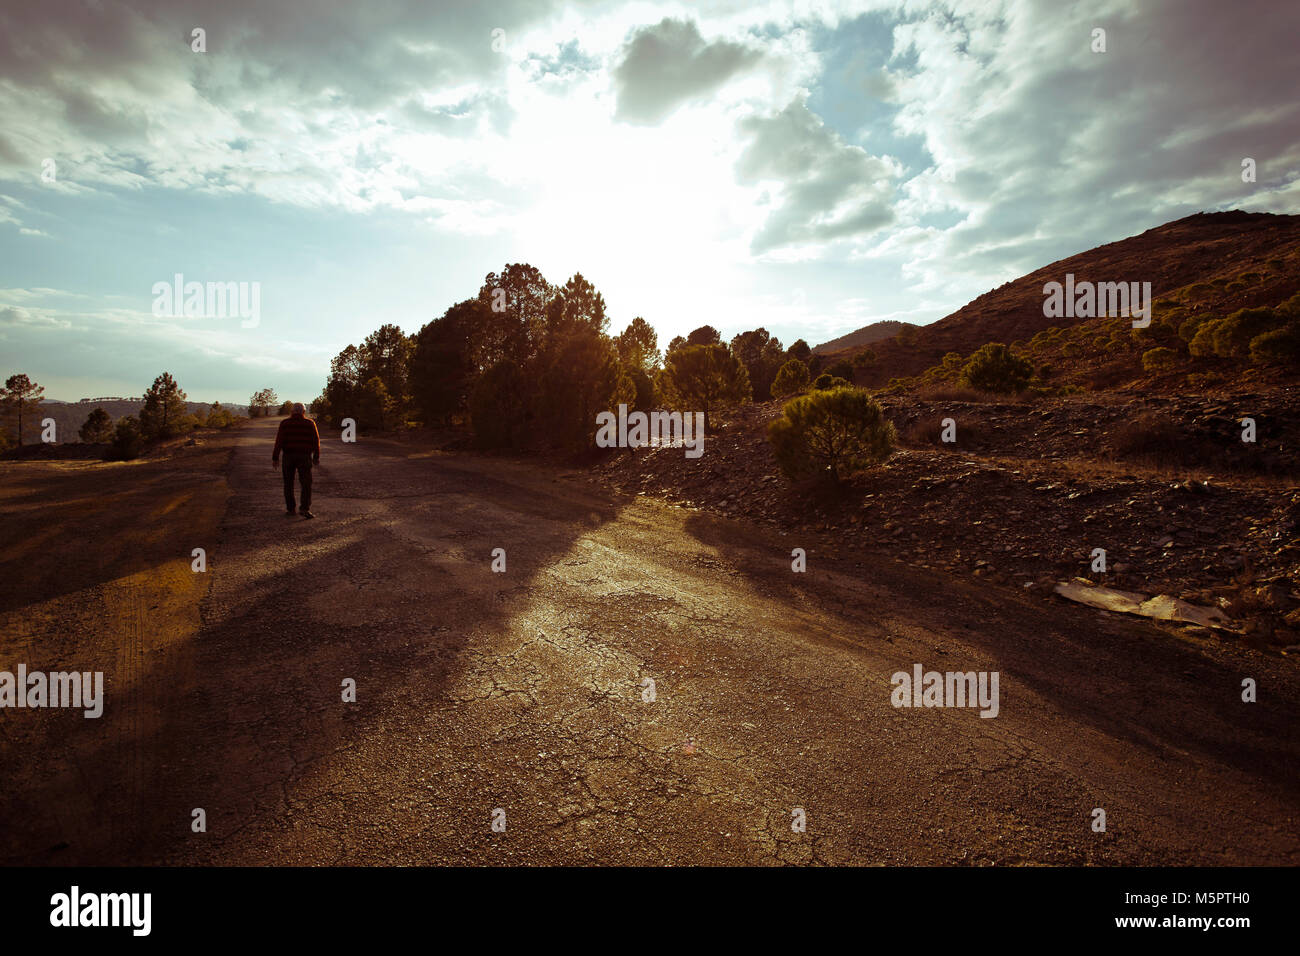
[5,418,1299,865]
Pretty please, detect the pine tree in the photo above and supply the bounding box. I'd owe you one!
[79,407,114,443]
[616,317,661,373]
[2,373,45,446]
[139,372,188,440]
[658,344,750,433]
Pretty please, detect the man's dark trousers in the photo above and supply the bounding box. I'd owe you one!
[282,451,313,512]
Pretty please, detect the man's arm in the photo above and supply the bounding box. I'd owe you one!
[272,421,285,462]
[310,419,320,463]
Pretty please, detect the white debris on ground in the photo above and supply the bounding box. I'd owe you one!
[1053,578,1237,630]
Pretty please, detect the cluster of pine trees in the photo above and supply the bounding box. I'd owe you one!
[0,370,240,459]
[311,263,824,450]
[247,388,281,417]
[93,372,241,459]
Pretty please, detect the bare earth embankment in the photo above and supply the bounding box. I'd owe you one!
[597,390,1300,650]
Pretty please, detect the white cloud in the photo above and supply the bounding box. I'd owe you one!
[875,0,1300,291]
[0,305,73,329]
[1,0,1297,369]
[612,17,767,124]
[737,96,901,255]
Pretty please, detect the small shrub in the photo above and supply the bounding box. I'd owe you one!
[770,358,811,398]
[1211,307,1282,358]
[1142,347,1177,373]
[960,343,1033,393]
[1249,322,1300,364]
[1188,319,1223,358]
[813,373,850,390]
[1178,313,1209,343]
[918,352,964,383]
[1155,315,1182,339]
[109,415,143,461]
[204,402,235,429]
[768,387,896,483]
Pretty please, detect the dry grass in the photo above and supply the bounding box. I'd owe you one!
[1105,413,1278,475]
[913,383,1035,404]
[914,384,982,402]
[1107,414,1195,466]
[900,417,990,450]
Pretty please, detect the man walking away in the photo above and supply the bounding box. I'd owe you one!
[272,402,321,518]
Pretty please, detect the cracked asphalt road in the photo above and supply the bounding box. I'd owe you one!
[11,418,1299,865]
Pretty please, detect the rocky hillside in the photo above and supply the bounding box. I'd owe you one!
[825,211,1300,386]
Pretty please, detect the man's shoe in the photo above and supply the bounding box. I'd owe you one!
[300,510,314,519]
[285,509,296,516]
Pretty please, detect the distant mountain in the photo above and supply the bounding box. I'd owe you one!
[823,211,1300,383]
[813,320,916,355]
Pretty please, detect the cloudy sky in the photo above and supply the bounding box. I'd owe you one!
[1,0,1297,403]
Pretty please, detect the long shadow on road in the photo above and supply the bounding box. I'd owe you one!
[14,422,631,865]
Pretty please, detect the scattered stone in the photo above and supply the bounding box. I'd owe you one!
[594,392,1299,647]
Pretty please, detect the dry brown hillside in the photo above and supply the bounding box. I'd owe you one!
[831,211,1300,384]
[812,319,917,355]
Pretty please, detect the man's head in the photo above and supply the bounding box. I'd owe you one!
[292,402,306,417]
